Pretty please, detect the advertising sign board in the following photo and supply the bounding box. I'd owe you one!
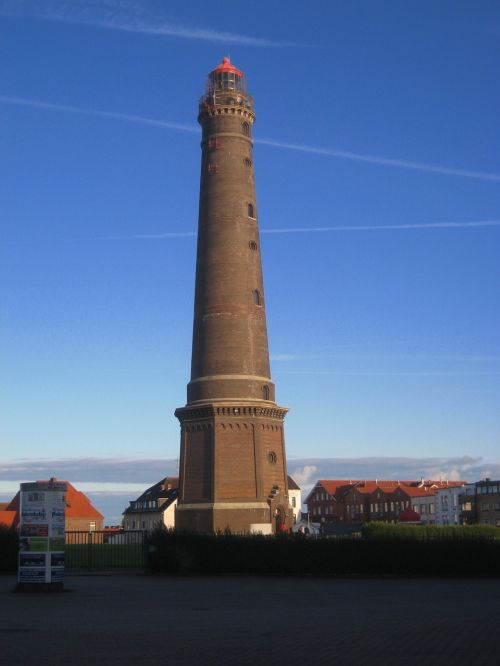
[18,479,67,590]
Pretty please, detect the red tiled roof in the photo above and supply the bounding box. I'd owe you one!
[318,480,356,495]
[309,479,466,502]
[3,480,103,528]
[0,510,17,528]
[62,482,103,520]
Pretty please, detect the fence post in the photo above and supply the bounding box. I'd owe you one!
[87,531,92,572]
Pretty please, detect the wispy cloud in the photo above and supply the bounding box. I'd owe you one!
[2,93,500,183]
[276,370,500,376]
[261,221,500,233]
[0,95,198,133]
[270,353,500,362]
[0,0,298,47]
[255,138,500,182]
[97,220,500,242]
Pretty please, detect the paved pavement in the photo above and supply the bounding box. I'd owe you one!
[1,574,499,665]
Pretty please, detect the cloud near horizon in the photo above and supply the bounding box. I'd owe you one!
[1,455,498,524]
[1,455,498,490]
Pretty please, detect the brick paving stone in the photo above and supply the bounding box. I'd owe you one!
[0,575,499,665]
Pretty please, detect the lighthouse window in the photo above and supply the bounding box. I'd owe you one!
[244,158,252,167]
[263,385,270,400]
[253,289,261,305]
[207,163,218,174]
[249,241,258,251]
[242,122,250,136]
[247,203,255,218]
[267,451,277,464]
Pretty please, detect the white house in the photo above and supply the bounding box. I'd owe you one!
[122,477,178,533]
[435,485,465,526]
[287,475,302,523]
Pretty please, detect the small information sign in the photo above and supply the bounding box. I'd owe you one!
[18,479,67,590]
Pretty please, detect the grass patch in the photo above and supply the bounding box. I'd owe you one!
[65,543,145,570]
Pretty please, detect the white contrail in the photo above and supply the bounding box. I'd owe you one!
[102,231,197,240]
[0,0,298,47]
[0,95,198,133]
[98,220,500,240]
[2,94,500,182]
[275,370,500,377]
[261,220,500,233]
[270,353,500,362]
[255,138,500,182]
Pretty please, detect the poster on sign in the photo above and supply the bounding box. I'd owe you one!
[18,479,67,590]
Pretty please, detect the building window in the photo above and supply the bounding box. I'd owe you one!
[208,138,220,150]
[263,385,270,400]
[89,522,96,532]
[253,289,261,305]
[292,497,296,508]
[244,157,252,167]
[248,203,255,218]
[267,451,277,464]
[207,162,218,174]
[249,241,258,251]
[242,121,250,136]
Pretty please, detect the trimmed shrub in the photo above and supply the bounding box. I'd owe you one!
[362,522,499,541]
[146,527,500,577]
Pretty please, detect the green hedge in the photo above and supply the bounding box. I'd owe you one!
[147,528,500,576]
[362,522,499,541]
[0,526,18,573]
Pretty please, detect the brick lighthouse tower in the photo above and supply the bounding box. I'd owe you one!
[175,57,292,534]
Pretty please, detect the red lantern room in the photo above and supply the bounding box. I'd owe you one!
[206,56,247,95]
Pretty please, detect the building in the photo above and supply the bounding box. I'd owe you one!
[460,479,500,527]
[0,502,16,529]
[174,58,293,534]
[122,477,179,532]
[287,476,301,523]
[306,479,465,526]
[434,485,464,526]
[459,483,477,524]
[1,480,104,533]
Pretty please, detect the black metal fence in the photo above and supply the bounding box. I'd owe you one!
[65,531,146,571]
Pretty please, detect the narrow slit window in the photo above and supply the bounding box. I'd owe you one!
[253,289,261,305]
[247,203,255,218]
[249,241,258,251]
[263,385,270,400]
[242,121,250,136]
[244,158,252,167]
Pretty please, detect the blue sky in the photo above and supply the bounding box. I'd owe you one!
[1,1,499,519]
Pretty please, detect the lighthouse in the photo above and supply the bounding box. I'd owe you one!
[175,57,292,534]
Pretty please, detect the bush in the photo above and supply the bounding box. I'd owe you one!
[0,526,18,573]
[362,522,499,542]
[146,527,500,577]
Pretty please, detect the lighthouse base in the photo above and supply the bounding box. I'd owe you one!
[174,403,294,534]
